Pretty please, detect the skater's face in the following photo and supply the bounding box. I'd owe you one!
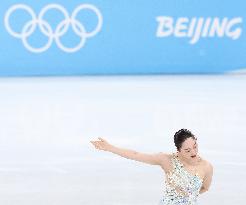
[179,137,198,161]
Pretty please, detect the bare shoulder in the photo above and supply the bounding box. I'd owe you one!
[200,158,213,175]
[155,152,172,161]
[156,152,173,171]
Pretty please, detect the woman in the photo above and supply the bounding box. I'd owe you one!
[90,129,213,205]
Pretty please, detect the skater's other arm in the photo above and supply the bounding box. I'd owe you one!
[199,162,213,194]
[90,137,169,166]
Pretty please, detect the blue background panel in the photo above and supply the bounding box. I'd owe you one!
[0,0,245,76]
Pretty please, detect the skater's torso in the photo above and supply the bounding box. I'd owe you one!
[159,153,204,205]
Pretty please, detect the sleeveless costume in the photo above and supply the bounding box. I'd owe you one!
[159,153,203,205]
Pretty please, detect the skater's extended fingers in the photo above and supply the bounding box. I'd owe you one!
[91,141,99,148]
[98,137,105,142]
[90,141,96,145]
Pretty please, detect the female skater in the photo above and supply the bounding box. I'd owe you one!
[90,129,213,205]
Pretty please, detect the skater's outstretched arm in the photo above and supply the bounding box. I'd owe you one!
[90,137,169,167]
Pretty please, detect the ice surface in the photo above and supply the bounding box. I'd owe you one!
[0,75,245,205]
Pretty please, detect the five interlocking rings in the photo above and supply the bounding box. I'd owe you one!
[4,4,103,53]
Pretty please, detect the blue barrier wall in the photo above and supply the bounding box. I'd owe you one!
[0,0,245,76]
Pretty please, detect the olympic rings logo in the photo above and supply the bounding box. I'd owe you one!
[4,4,103,53]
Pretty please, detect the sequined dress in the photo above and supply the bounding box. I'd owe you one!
[159,153,203,205]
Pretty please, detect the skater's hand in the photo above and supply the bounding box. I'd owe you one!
[90,137,112,151]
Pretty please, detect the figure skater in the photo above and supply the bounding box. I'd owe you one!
[90,129,213,205]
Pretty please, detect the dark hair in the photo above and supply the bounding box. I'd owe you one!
[174,129,196,151]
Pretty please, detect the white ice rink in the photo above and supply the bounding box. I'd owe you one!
[0,75,245,205]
